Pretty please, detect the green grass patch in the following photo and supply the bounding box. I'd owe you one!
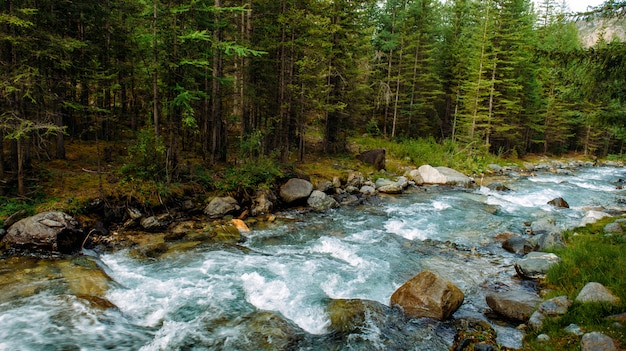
[522,220,626,350]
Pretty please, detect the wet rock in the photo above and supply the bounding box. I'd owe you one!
[576,282,620,305]
[210,223,242,243]
[514,252,561,279]
[357,148,386,170]
[225,311,304,350]
[417,165,473,188]
[377,183,403,194]
[326,298,390,333]
[390,270,464,320]
[404,169,424,185]
[204,196,240,219]
[502,236,534,255]
[279,178,313,204]
[547,197,569,208]
[307,190,339,211]
[530,217,559,235]
[528,296,572,330]
[1,211,85,255]
[132,242,168,259]
[580,210,611,227]
[251,188,277,216]
[485,290,541,322]
[581,332,617,351]
[396,176,409,189]
[604,222,623,234]
[486,182,511,192]
[451,317,499,351]
[165,221,199,242]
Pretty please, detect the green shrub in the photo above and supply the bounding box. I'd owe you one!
[216,156,284,196]
[121,127,168,182]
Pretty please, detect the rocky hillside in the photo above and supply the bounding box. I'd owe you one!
[576,16,626,47]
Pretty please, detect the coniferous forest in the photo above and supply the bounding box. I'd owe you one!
[1,0,625,198]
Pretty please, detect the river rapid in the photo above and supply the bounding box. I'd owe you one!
[1,165,625,350]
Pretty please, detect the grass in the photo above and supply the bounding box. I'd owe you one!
[522,219,626,350]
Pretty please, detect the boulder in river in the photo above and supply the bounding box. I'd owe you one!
[502,236,534,255]
[327,298,391,333]
[486,290,541,322]
[279,178,313,204]
[1,211,85,255]
[416,165,473,188]
[514,252,561,279]
[547,197,569,208]
[204,196,240,219]
[307,190,339,211]
[390,270,464,320]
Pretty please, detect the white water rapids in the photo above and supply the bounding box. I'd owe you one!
[0,166,624,350]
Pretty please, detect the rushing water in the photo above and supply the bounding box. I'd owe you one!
[1,166,625,351]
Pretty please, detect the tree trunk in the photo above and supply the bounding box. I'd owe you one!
[152,0,159,136]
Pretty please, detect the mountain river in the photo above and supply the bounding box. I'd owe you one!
[0,165,625,350]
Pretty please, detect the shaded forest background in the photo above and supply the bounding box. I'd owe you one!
[1,0,625,198]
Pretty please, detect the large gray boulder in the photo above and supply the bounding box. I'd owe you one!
[416,165,473,187]
[307,190,339,211]
[1,211,85,255]
[502,236,534,255]
[204,196,240,219]
[576,282,620,305]
[375,178,403,194]
[530,232,566,251]
[279,178,313,204]
[390,270,464,320]
[514,252,561,279]
[486,291,541,322]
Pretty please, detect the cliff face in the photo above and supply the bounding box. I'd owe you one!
[576,17,626,47]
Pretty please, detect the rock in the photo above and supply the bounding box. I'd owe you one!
[1,211,85,255]
[390,270,464,320]
[375,178,395,189]
[316,180,334,193]
[486,291,541,322]
[357,149,386,170]
[486,182,511,192]
[204,196,240,219]
[225,311,304,350]
[537,334,550,342]
[404,169,424,185]
[564,324,584,336]
[580,210,611,227]
[332,176,342,189]
[211,223,242,243]
[140,216,163,232]
[451,318,499,351]
[251,188,277,216]
[377,183,403,194]
[416,165,473,187]
[395,176,410,189]
[530,232,566,251]
[576,282,620,305]
[514,252,561,279]
[347,171,365,188]
[165,221,197,242]
[279,178,313,204]
[360,185,376,196]
[530,217,559,235]
[502,236,534,255]
[528,296,572,330]
[307,190,339,211]
[326,298,391,333]
[345,185,359,194]
[127,207,142,220]
[581,332,617,351]
[548,197,570,208]
[0,228,5,240]
[604,222,623,234]
[487,164,503,174]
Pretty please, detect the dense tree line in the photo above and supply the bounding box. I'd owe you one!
[1,0,625,194]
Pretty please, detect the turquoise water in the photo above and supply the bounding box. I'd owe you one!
[1,166,624,350]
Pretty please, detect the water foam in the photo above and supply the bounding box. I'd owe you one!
[384,219,429,240]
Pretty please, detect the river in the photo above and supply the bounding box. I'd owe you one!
[0,165,624,350]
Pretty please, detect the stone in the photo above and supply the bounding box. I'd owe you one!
[451,318,499,351]
[564,324,584,336]
[576,282,620,305]
[204,196,240,219]
[347,171,365,188]
[404,169,424,185]
[396,176,410,189]
[224,311,304,350]
[581,332,617,351]
[604,222,623,234]
[548,197,570,208]
[345,185,360,194]
[251,188,277,216]
[530,217,559,235]
[316,180,334,193]
[528,296,572,330]
[390,270,464,320]
[375,178,395,189]
[279,178,314,204]
[326,299,390,333]
[580,210,611,227]
[502,236,534,255]
[140,216,163,232]
[307,190,339,211]
[360,185,376,196]
[127,207,143,220]
[485,291,541,322]
[487,164,503,174]
[1,211,85,255]
[357,149,386,170]
[530,232,566,251]
[377,183,403,194]
[416,165,473,187]
[487,182,511,192]
[514,252,561,279]
[537,334,550,342]
[332,176,342,189]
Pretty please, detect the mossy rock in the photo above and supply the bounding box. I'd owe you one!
[327,298,390,333]
[210,223,242,244]
[224,311,304,350]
